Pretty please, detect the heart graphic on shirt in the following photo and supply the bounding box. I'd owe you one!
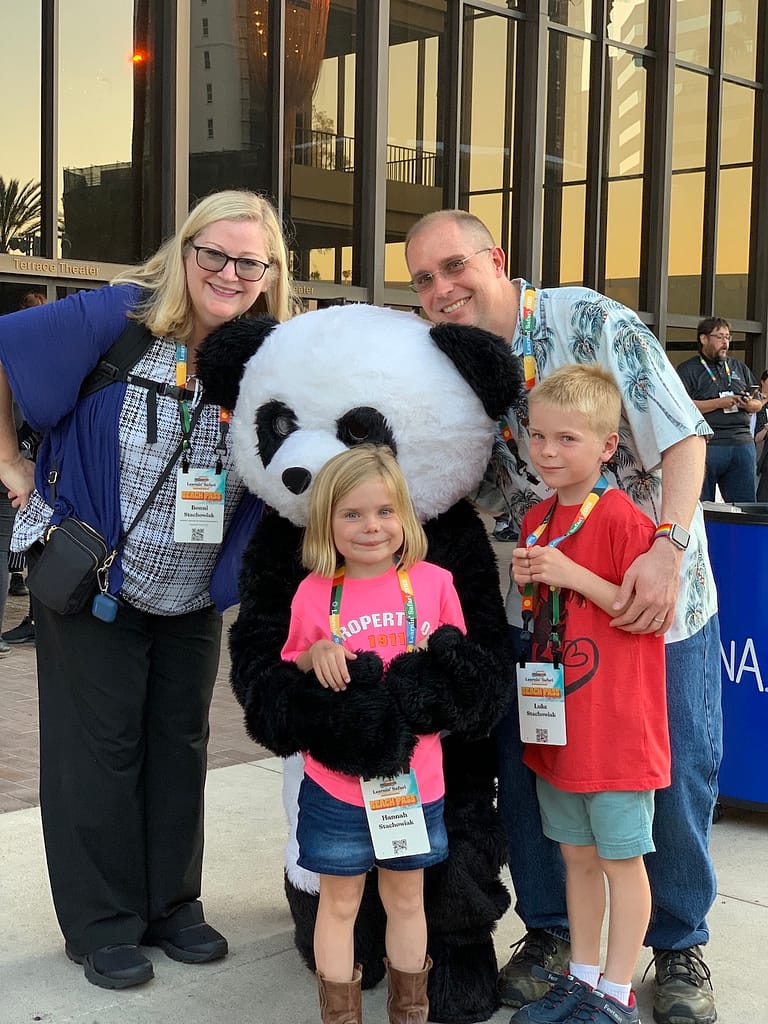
[561,637,599,695]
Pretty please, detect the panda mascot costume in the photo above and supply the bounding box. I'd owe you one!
[197,303,523,1023]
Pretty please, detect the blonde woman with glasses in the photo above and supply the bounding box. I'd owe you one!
[0,189,295,991]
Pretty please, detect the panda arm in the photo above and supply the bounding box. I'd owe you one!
[230,513,417,777]
[385,501,515,739]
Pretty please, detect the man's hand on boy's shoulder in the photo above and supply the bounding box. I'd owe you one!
[609,542,681,635]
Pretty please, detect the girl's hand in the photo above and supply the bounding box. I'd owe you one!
[306,639,358,691]
[512,545,578,590]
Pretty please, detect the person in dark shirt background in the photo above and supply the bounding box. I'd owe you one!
[677,317,762,502]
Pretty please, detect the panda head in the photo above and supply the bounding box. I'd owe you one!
[198,304,522,526]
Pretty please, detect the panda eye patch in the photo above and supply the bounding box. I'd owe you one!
[274,414,293,437]
[256,399,298,466]
[336,407,397,454]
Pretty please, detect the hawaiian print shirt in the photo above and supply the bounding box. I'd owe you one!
[476,281,717,644]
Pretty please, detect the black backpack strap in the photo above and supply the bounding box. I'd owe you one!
[78,318,197,445]
[79,319,155,400]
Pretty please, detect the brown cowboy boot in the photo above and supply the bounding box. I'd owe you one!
[384,955,432,1024]
[316,963,363,1024]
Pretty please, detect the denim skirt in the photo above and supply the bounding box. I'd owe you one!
[296,775,448,875]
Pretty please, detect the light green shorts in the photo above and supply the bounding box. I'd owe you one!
[536,776,656,859]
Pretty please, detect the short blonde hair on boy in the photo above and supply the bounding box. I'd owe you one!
[528,364,622,438]
[303,445,428,578]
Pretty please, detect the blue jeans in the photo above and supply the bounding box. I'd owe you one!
[496,615,723,949]
[701,443,756,503]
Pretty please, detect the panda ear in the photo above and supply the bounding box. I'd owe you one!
[429,323,524,419]
[196,314,278,410]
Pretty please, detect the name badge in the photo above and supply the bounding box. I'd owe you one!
[720,390,738,414]
[360,770,431,860]
[516,661,567,745]
[174,467,226,543]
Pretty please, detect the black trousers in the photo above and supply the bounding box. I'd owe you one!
[34,597,222,954]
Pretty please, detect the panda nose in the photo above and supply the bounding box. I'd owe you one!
[282,467,312,495]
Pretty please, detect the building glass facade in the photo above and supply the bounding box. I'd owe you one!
[0,1,766,368]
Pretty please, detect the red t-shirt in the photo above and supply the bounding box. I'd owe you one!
[282,560,466,806]
[520,489,670,793]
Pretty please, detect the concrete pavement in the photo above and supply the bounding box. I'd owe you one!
[1,755,766,1024]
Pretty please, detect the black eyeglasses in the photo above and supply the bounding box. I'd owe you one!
[409,248,492,293]
[191,245,271,282]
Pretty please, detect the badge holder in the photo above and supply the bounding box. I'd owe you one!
[360,771,431,861]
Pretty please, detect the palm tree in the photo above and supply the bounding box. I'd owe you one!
[0,177,41,253]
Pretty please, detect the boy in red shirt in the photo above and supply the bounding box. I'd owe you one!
[510,364,670,1024]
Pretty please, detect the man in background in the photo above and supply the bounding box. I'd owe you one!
[677,317,762,503]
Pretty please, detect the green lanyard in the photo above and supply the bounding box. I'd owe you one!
[521,476,609,666]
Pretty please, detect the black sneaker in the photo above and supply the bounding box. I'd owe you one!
[0,638,9,656]
[8,572,28,596]
[644,945,716,1024]
[498,930,572,1008]
[2,616,35,645]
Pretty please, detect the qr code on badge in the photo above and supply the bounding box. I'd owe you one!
[191,528,205,542]
[535,728,549,743]
[392,839,408,855]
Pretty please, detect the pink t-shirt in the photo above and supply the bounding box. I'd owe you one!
[282,560,466,806]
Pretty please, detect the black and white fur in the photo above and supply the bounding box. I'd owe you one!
[198,304,523,1023]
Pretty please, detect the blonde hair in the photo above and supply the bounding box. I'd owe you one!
[303,445,428,578]
[112,189,298,340]
[528,364,622,438]
[405,209,496,259]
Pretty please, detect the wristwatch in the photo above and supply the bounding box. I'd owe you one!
[653,522,690,551]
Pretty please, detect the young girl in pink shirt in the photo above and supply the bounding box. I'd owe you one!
[281,444,465,1024]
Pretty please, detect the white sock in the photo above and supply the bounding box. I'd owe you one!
[599,978,632,1007]
[569,961,600,987]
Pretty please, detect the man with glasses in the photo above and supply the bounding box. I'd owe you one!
[677,317,762,503]
[404,210,720,1024]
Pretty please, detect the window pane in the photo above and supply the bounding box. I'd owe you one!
[723,0,758,80]
[721,82,755,166]
[548,0,592,32]
[607,48,646,178]
[464,11,513,193]
[0,6,42,256]
[546,33,590,184]
[676,0,711,68]
[459,8,516,259]
[468,193,504,250]
[541,31,589,285]
[285,1,357,286]
[189,3,273,213]
[59,0,140,261]
[384,2,447,289]
[605,178,642,309]
[672,68,708,171]
[715,166,751,319]
[559,184,586,286]
[668,171,705,314]
[607,1,649,48]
